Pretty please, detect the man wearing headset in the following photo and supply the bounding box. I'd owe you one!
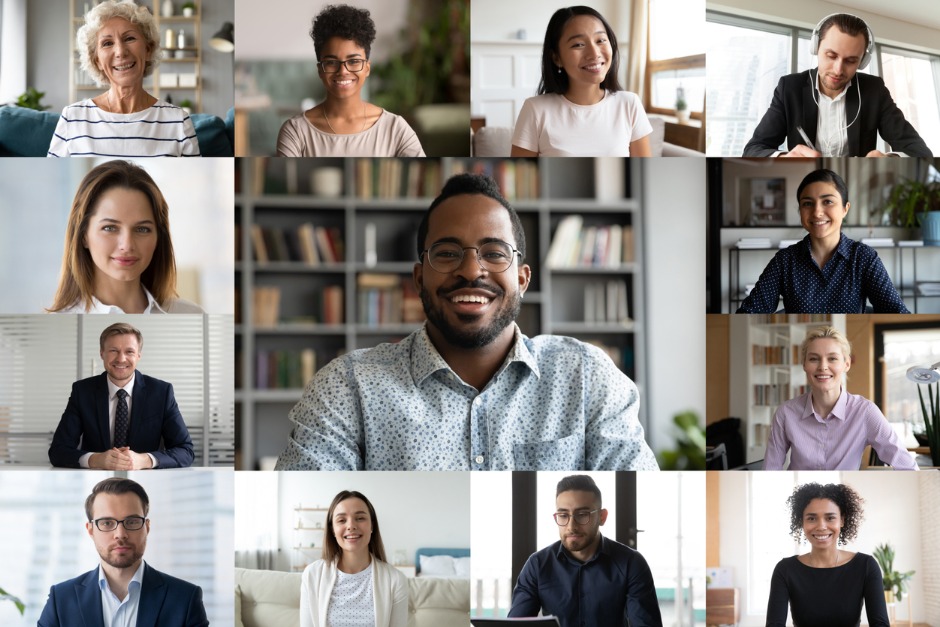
[743,13,932,158]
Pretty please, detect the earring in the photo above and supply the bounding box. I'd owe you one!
[557,66,563,74]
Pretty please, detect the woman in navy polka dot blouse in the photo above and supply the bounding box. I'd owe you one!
[737,169,910,314]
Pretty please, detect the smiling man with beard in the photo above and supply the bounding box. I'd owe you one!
[508,475,662,627]
[275,173,658,471]
[38,478,208,627]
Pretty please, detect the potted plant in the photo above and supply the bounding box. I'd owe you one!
[179,98,193,115]
[877,178,940,245]
[15,87,49,111]
[873,543,915,605]
[675,87,689,124]
[182,1,195,17]
[907,363,940,466]
[657,411,706,470]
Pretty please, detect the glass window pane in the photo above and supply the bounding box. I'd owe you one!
[651,68,705,112]
[471,472,513,617]
[706,20,790,156]
[650,0,706,60]
[883,328,940,436]
[881,49,940,154]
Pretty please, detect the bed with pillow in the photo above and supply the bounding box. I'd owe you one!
[416,547,471,578]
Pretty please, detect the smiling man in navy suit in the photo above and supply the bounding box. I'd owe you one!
[49,322,194,469]
[38,477,209,627]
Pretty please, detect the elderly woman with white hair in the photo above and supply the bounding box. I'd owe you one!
[48,0,200,157]
[763,326,917,471]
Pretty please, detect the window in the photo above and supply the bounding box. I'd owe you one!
[877,324,940,437]
[647,0,706,116]
[880,47,940,154]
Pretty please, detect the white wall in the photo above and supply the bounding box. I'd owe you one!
[234,0,409,62]
[471,0,627,43]
[719,472,928,626]
[642,158,708,451]
[278,472,471,572]
[707,0,940,55]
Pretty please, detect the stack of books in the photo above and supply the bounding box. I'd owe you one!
[251,223,344,265]
[546,215,633,268]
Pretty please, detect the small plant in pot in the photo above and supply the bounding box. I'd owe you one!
[675,85,689,124]
[15,87,49,111]
[182,1,195,17]
[179,99,193,115]
[877,177,940,245]
[873,543,915,604]
[907,362,940,466]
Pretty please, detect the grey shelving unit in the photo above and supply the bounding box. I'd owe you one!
[235,157,646,469]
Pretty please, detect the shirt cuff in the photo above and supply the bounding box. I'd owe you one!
[148,453,158,468]
[79,452,92,468]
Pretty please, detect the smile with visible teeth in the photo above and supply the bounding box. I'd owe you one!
[113,62,136,71]
[583,63,604,70]
[451,295,490,304]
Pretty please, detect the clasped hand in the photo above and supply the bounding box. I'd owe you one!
[89,447,153,470]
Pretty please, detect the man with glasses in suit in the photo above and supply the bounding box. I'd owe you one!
[38,478,208,626]
[509,474,663,627]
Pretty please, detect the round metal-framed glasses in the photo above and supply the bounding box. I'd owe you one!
[421,240,521,274]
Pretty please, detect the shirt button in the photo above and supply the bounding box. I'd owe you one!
[473,397,481,405]
[475,455,484,464]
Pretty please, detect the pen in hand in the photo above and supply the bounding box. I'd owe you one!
[796,126,817,152]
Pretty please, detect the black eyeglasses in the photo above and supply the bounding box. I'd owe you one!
[553,510,598,526]
[420,241,521,274]
[90,516,146,532]
[317,58,367,73]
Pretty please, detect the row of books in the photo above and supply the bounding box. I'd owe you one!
[584,281,631,324]
[352,159,540,201]
[753,384,807,406]
[752,344,799,366]
[252,286,344,326]
[356,274,425,326]
[750,314,832,324]
[547,216,634,268]
[246,224,345,265]
[255,349,316,390]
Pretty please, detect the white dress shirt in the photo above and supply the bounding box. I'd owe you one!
[78,377,158,468]
[815,73,850,156]
[57,285,204,314]
[98,559,145,627]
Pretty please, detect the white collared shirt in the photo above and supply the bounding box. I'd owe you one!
[98,559,145,627]
[815,72,850,156]
[78,376,158,468]
[57,285,204,314]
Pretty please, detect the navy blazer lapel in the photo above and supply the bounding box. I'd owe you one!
[76,568,104,627]
[802,72,818,147]
[128,371,146,445]
[136,563,167,627]
[846,78,862,155]
[95,373,112,448]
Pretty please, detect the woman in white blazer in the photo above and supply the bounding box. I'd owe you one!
[300,490,408,627]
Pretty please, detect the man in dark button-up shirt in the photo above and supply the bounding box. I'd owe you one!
[508,475,663,627]
[736,233,910,314]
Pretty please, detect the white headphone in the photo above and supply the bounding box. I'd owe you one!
[810,13,874,70]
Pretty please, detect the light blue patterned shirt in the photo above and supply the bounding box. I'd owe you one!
[274,323,659,471]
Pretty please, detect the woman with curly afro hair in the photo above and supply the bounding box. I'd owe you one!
[276,4,425,157]
[766,483,889,627]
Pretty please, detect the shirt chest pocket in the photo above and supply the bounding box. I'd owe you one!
[512,433,584,470]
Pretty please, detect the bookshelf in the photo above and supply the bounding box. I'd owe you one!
[291,506,327,572]
[728,314,845,464]
[235,157,645,469]
[69,0,203,112]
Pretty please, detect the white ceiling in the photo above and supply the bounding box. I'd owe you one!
[837,0,940,30]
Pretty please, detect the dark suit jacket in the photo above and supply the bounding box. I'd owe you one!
[49,371,195,468]
[743,69,932,157]
[38,562,209,627]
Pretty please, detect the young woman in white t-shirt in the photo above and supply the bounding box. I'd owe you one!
[510,6,652,157]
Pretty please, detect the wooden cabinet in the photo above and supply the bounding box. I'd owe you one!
[705,588,739,626]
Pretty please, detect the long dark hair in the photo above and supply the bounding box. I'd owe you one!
[537,6,622,95]
[321,490,387,564]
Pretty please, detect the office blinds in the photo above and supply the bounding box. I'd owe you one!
[0,315,233,467]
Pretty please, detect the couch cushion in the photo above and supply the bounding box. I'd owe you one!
[410,577,471,627]
[234,584,245,627]
[191,113,233,157]
[472,126,512,157]
[235,567,302,627]
[0,106,58,157]
[647,116,666,157]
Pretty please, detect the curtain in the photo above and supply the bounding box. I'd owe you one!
[627,0,649,98]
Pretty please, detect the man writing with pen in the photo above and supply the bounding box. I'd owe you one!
[743,13,932,158]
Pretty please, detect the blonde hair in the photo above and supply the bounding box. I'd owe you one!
[800,326,852,363]
[77,0,161,87]
[49,160,178,313]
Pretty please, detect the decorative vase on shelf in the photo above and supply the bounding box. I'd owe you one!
[161,0,173,18]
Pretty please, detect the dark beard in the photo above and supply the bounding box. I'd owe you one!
[420,282,521,349]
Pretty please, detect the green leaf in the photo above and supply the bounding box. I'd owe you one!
[0,587,25,615]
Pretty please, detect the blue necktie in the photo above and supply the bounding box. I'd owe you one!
[114,389,129,448]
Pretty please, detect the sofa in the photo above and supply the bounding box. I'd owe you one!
[234,567,471,627]
[0,105,235,156]
[471,115,702,157]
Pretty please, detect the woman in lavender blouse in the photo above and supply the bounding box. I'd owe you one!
[762,326,917,470]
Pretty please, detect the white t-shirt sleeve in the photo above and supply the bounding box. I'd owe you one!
[625,91,653,145]
[511,97,541,152]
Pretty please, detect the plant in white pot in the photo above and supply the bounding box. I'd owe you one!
[675,85,689,124]
[182,1,195,17]
[878,178,940,245]
[873,543,915,606]
[907,362,940,466]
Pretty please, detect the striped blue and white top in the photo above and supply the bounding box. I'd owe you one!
[48,99,200,158]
